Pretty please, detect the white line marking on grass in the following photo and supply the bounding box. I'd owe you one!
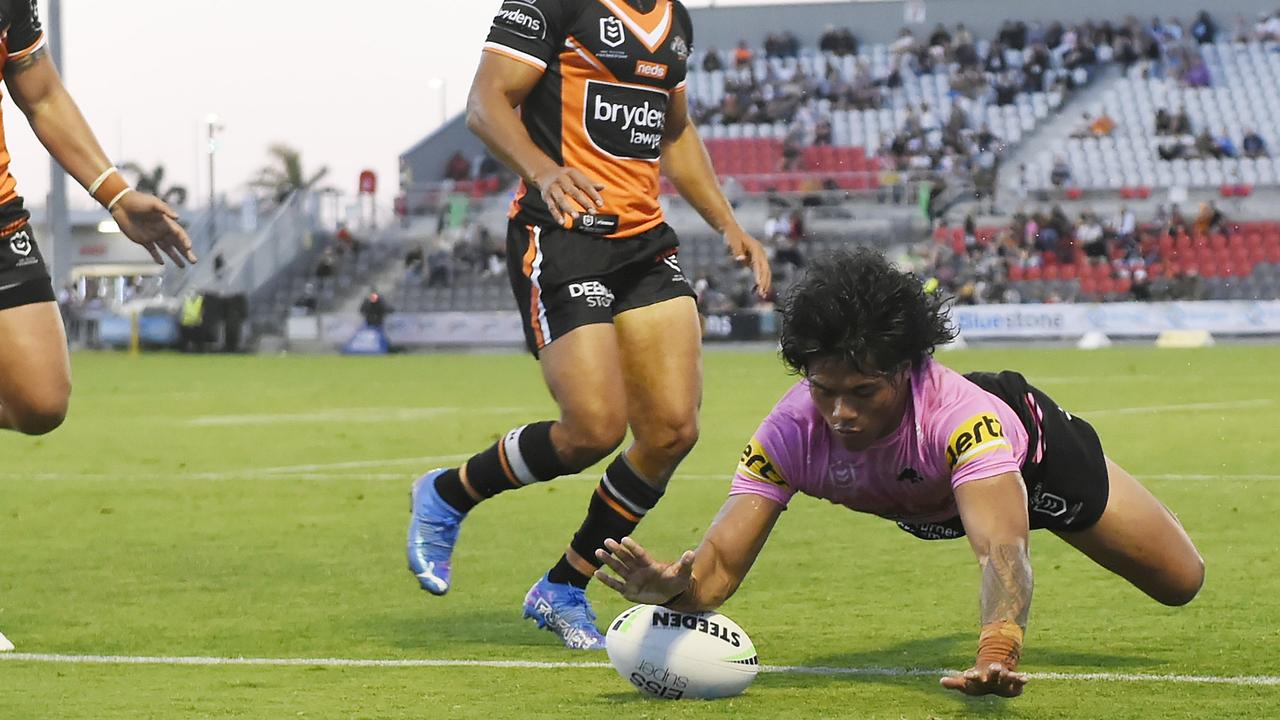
[1080,399,1275,417]
[1144,474,1280,481]
[186,407,531,426]
[2,653,1278,686]
[254,456,471,475]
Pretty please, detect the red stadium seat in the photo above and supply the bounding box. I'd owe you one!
[1119,187,1137,199]
[1136,186,1153,199]
[1234,184,1253,197]
[1065,187,1084,200]
[1219,185,1236,197]
[1024,266,1043,281]
[1043,264,1061,281]
[1008,265,1025,281]
[1059,264,1078,280]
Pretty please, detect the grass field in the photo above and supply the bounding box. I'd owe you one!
[1,346,1278,719]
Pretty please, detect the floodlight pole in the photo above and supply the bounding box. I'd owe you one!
[47,0,70,289]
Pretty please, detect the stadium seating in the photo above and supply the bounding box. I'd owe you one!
[1027,42,1279,191]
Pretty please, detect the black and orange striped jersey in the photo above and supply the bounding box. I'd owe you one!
[484,0,692,238]
[0,1,44,223]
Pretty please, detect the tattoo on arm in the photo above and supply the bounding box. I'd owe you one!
[7,46,48,74]
[980,543,1033,629]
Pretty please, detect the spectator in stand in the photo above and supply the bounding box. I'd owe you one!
[444,151,470,182]
[315,247,336,283]
[733,40,753,68]
[1171,106,1192,134]
[1193,202,1225,236]
[1181,56,1210,87]
[1214,131,1238,159]
[1242,129,1269,159]
[928,23,952,50]
[779,125,805,171]
[1113,205,1137,251]
[813,118,833,146]
[293,282,318,316]
[702,48,723,72]
[1195,129,1220,159]
[404,244,425,280]
[359,289,392,329]
[1192,11,1217,43]
[1154,107,1172,134]
[1077,211,1107,259]
[1091,111,1117,137]
[1050,155,1072,188]
[1166,204,1190,236]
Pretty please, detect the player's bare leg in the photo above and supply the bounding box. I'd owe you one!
[613,296,703,486]
[539,323,629,470]
[1053,457,1204,606]
[0,301,71,435]
[528,298,701,649]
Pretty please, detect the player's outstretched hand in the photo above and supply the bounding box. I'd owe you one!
[111,192,197,268]
[534,166,605,225]
[595,536,694,605]
[940,662,1028,698]
[723,226,772,298]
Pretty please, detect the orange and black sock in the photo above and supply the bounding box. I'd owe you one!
[433,422,572,514]
[548,453,663,588]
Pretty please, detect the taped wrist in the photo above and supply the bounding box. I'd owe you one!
[977,620,1024,670]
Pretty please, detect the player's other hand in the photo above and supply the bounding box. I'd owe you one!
[940,662,1028,698]
[111,192,197,268]
[533,166,605,225]
[595,536,694,605]
[723,226,772,298]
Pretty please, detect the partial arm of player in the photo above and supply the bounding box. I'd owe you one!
[4,49,194,267]
[941,471,1034,698]
[465,53,603,225]
[595,493,784,611]
[660,92,771,296]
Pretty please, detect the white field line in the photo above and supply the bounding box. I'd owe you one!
[0,652,1277,686]
[6,470,1280,483]
[185,407,533,427]
[1080,399,1275,417]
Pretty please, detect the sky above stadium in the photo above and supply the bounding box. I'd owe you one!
[6,0,845,216]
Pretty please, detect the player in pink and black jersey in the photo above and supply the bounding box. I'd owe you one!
[596,248,1204,697]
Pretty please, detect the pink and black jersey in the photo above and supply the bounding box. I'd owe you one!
[483,0,692,238]
[731,358,1030,525]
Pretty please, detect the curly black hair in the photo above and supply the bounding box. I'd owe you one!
[778,247,957,376]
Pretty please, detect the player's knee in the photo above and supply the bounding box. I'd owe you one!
[558,412,627,467]
[1155,554,1205,607]
[637,415,700,461]
[8,388,70,436]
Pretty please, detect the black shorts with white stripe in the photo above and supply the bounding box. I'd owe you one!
[505,219,696,357]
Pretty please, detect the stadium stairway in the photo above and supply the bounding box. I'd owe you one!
[995,64,1126,208]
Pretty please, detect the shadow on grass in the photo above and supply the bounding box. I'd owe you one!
[356,607,601,654]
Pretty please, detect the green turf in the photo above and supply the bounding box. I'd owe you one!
[1,346,1278,718]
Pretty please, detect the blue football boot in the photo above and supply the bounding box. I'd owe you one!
[406,469,465,596]
[521,573,607,650]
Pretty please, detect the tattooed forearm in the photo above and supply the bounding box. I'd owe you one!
[980,543,1033,629]
[7,46,48,74]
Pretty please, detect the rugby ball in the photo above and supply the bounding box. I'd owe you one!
[605,604,759,700]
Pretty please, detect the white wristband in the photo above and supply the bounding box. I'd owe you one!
[106,188,132,211]
[88,166,119,196]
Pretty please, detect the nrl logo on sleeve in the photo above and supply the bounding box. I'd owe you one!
[670,35,689,60]
[945,413,1010,470]
[738,437,787,487]
[493,1,547,40]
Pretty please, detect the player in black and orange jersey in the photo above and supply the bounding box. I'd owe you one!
[406,0,770,649]
[0,2,194,437]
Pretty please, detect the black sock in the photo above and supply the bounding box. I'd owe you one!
[549,453,663,588]
[433,422,573,514]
